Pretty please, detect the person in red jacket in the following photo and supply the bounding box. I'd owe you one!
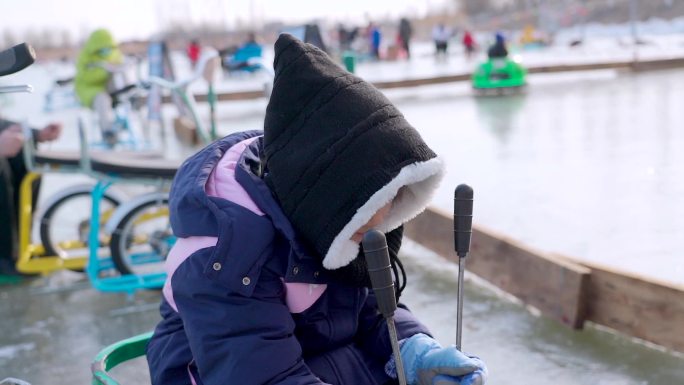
[187,39,201,69]
[462,30,476,59]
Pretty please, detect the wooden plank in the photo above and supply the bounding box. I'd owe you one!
[554,255,684,353]
[165,57,684,103]
[404,207,590,329]
[373,74,471,89]
[630,57,684,71]
[403,206,454,259]
[161,90,265,105]
[469,226,590,329]
[528,58,684,74]
[527,61,632,74]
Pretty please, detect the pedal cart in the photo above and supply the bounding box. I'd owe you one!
[472,57,527,95]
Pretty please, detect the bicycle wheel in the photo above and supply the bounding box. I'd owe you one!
[39,188,120,262]
[110,198,171,276]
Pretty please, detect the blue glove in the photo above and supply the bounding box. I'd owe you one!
[399,333,487,385]
[431,356,487,385]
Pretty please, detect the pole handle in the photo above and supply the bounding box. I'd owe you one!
[0,43,35,76]
[363,230,397,318]
[454,184,474,258]
[363,230,407,385]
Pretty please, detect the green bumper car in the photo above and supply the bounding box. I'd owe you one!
[472,57,527,94]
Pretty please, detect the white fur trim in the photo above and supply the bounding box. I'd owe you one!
[322,157,445,269]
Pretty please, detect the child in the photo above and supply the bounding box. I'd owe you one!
[74,28,124,146]
[146,34,487,385]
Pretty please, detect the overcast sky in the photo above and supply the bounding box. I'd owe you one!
[2,0,451,42]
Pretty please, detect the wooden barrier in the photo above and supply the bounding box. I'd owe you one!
[404,207,590,329]
[553,254,684,353]
[186,57,684,102]
[528,57,684,75]
[405,207,684,353]
[373,74,471,89]
[162,90,265,104]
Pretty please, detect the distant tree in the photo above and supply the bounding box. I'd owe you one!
[3,29,17,48]
[41,28,56,48]
[461,0,493,16]
[24,28,40,48]
[61,29,73,48]
[235,16,246,30]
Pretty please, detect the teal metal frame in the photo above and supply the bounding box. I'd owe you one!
[87,180,167,294]
[91,332,153,385]
[78,118,170,295]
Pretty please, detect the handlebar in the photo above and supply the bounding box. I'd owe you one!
[110,84,138,98]
[91,61,126,73]
[0,378,32,385]
[0,85,33,94]
[55,77,74,86]
[0,43,35,77]
[99,49,219,103]
[147,49,220,90]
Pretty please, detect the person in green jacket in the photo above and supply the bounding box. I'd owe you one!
[74,28,124,146]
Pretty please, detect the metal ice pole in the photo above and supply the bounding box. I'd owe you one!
[363,230,407,385]
[454,184,474,351]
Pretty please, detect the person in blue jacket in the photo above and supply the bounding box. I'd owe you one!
[487,32,508,59]
[146,33,488,385]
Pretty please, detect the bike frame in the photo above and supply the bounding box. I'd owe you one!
[16,129,120,275]
[87,60,150,150]
[77,120,172,294]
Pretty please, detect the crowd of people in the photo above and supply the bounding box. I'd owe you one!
[333,17,507,62]
[178,16,512,76]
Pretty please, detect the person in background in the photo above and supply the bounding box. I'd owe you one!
[369,22,382,60]
[187,39,201,69]
[74,28,125,146]
[462,30,476,59]
[338,24,359,52]
[432,23,452,58]
[1,119,62,276]
[487,32,509,59]
[398,17,413,59]
[225,32,263,72]
[338,24,350,51]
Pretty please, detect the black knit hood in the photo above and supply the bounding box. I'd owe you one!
[264,34,444,270]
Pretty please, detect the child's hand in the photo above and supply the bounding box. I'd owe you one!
[431,356,487,384]
[399,333,488,385]
[37,123,62,142]
[0,125,25,157]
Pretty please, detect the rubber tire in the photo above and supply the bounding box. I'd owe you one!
[39,190,120,264]
[109,198,169,276]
